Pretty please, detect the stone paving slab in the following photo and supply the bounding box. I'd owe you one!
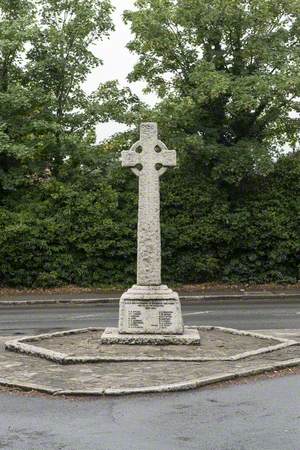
[1,329,299,396]
[5,326,294,363]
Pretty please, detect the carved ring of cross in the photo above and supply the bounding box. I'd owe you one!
[129,140,170,177]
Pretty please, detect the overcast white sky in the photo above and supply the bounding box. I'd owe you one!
[82,0,156,142]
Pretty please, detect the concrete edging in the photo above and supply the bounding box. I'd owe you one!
[0,358,299,397]
[5,326,298,364]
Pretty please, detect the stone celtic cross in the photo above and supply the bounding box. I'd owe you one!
[100,122,199,341]
[121,123,176,286]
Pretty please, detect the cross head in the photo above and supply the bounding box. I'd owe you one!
[121,123,176,177]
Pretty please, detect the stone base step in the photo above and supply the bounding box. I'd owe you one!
[100,327,201,345]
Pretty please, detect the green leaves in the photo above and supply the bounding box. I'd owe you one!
[0,141,299,287]
[126,0,300,156]
[0,0,116,192]
[0,0,299,287]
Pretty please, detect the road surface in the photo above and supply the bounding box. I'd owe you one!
[0,373,299,450]
[0,298,299,336]
[0,297,299,449]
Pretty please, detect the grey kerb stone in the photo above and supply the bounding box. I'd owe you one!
[1,331,300,396]
[5,326,297,363]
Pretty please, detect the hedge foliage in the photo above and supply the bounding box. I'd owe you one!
[0,0,299,287]
[0,150,299,287]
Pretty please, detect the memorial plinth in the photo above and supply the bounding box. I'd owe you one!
[102,123,199,345]
[119,285,183,334]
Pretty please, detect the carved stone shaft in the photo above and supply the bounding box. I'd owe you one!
[137,125,161,285]
[121,122,176,286]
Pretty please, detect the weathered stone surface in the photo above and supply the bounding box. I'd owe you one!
[121,123,176,286]
[119,285,184,334]
[101,327,200,345]
[119,284,179,300]
[0,334,299,395]
[5,327,296,362]
[120,123,184,335]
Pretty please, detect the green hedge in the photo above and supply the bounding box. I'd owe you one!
[0,153,299,287]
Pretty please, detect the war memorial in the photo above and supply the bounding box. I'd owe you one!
[1,124,299,395]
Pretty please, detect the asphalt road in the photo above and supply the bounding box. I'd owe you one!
[0,299,299,336]
[0,373,299,450]
[0,298,299,450]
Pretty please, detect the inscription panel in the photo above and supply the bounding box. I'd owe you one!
[119,299,184,334]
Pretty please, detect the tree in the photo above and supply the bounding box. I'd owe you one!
[26,0,115,178]
[0,0,116,194]
[0,0,131,287]
[0,0,37,195]
[124,0,300,184]
[118,0,300,284]
[1,0,299,287]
